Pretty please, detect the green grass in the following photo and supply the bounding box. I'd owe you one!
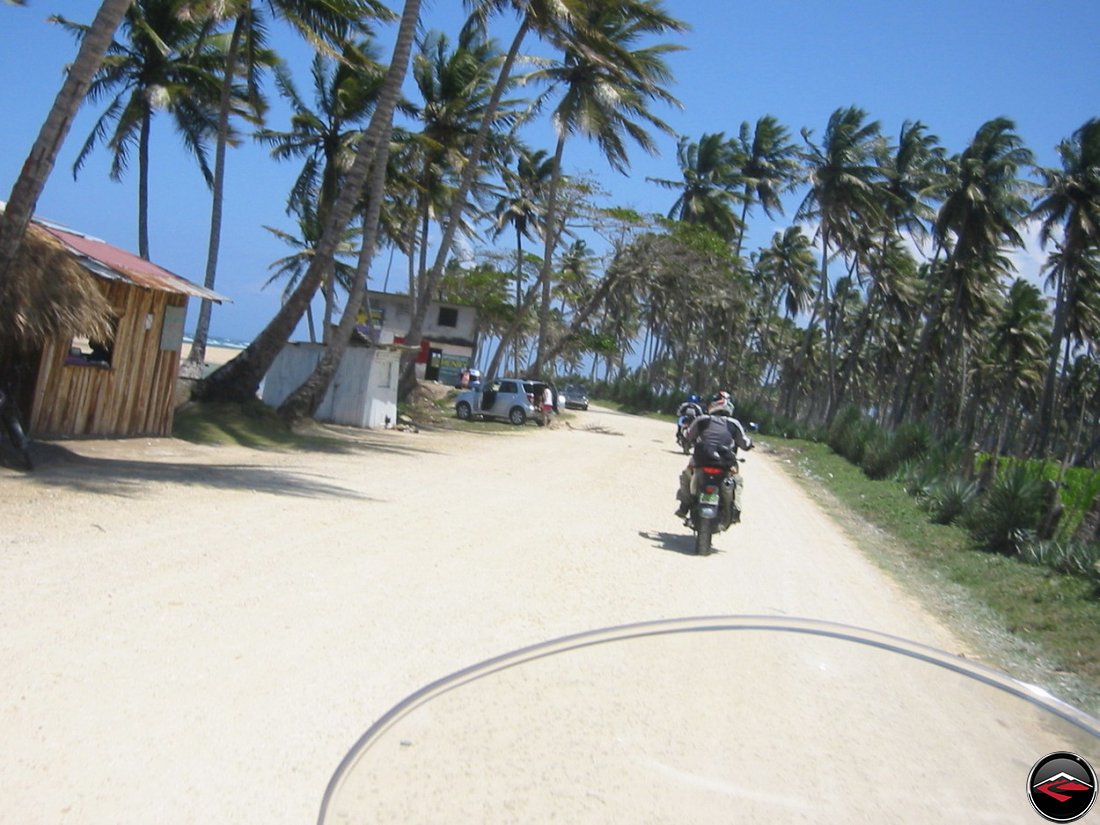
[772,436,1100,715]
[173,400,348,451]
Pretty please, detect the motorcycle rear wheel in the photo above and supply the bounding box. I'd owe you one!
[694,518,712,556]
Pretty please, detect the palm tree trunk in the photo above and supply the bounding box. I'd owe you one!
[276,0,422,421]
[1035,268,1070,454]
[398,17,530,398]
[485,278,542,381]
[138,109,151,260]
[514,228,523,376]
[184,15,244,377]
[893,246,946,426]
[533,134,567,375]
[0,0,132,281]
[732,195,750,259]
[196,29,407,404]
[784,234,829,419]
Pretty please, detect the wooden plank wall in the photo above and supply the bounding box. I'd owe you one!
[31,282,185,437]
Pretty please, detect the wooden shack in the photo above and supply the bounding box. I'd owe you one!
[2,216,226,438]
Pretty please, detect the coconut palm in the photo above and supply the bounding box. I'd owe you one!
[731,114,800,258]
[879,120,947,244]
[262,202,361,343]
[982,278,1047,456]
[184,0,388,373]
[648,132,741,242]
[396,0,581,396]
[0,0,131,282]
[60,0,242,260]
[1030,118,1100,452]
[525,0,685,374]
[894,118,1034,429]
[409,26,516,300]
[754,226,815,388]
[256,41,384,339]
[789,105,886,419]
[492,148,553,373]
[197,0,420,406]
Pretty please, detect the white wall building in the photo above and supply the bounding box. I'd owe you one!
[261,342,401,429]
[363,290,478,384]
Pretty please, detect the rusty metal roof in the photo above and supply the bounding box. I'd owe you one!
[35,219,230,303]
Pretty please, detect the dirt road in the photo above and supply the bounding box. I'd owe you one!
[2,405,1094,823]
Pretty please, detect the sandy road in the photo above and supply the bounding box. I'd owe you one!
[1,405,1094,823]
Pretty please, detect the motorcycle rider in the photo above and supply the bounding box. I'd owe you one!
[674,391,753,522]
[675,393,704,443]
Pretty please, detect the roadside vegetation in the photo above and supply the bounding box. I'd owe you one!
[775,434,1100,716]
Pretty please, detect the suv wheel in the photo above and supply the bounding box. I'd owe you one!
[456,401,472,420]
[509,406,527,425]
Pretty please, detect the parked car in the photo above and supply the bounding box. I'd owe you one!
[454,377,557,425]
[561,384,589,411]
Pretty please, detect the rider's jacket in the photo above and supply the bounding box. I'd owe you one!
[685,413,753,468]
[677,401,704,420]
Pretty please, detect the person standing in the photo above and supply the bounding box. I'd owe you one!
[541,384,555,428]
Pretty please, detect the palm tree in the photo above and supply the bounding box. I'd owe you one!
[492,148,553,373]
[983,278,1047,457]
[256,41,384,340]
[754,226,815,389]
[409,26,515,301]
[196,0,420,406]
[648,132,741,242]
[731,115,800,258]
[273,0,425,420]
[526,0,686,374]
[790,105,886,419]
[396,0,582,396]
[262,203,361,342]
[184,0,387,374]
[1030,118,1100,453]
[0,0,132,282]
[879,120,947,245]
[894,118,1034,428]
[60,0,239,260]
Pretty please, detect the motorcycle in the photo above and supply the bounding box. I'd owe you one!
[0,386,33,471]
[689,457,740,556]
[675,415,694,454]
[318,616,1100,824]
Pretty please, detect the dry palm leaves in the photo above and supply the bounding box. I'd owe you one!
[0,221,114,347]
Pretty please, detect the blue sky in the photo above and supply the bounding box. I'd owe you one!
[2,0,1098,343]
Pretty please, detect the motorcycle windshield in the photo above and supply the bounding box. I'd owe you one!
[319,616,1100,824]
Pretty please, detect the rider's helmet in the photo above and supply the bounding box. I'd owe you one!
[707,391,733,416]
[688,393,701,404]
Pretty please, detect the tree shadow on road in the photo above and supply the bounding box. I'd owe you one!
[21,443,374,500]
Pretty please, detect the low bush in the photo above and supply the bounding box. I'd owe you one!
[965,462,1046,555]
[925,476,979,525]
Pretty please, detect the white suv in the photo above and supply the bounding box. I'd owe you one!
[454,378,556,425]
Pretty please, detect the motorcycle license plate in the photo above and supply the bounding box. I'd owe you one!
[700,492,719,506]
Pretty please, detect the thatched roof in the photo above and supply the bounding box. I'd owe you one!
[0,220,114,348]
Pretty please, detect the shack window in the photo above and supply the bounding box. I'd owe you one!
[66,334,113,368]
[437,307,458,327]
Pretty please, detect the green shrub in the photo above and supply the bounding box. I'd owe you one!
[897,459,941,500]
[860,430,898,480]
[891,422,932,466]
[1020,538,1100,580]
[828,406,877,465]
[966,462,1046,555]
[926,476,979,525]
